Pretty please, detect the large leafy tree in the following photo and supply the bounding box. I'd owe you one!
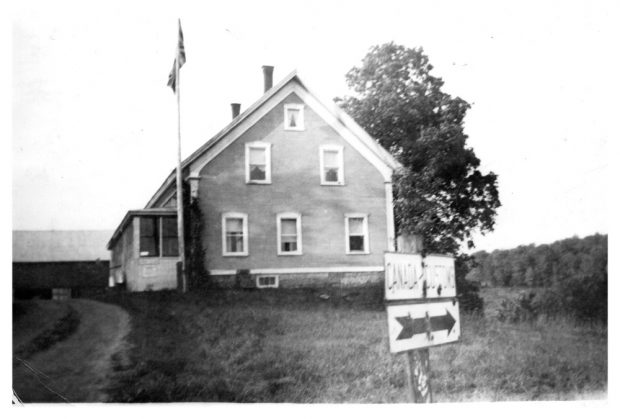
[338,42,500,255]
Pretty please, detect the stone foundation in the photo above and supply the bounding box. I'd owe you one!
[209,270,384,289]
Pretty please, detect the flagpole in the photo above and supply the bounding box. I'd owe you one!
[175,19,187,293]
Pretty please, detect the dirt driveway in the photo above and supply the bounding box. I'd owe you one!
[13,299,130,403]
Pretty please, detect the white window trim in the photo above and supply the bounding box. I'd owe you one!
[319,145,345,186]
[345,213,370,255]
[245,142,272,184]
[256,275,279,289]
[276,212,303,256]
[222,212,249,256]
[284,104,305,131]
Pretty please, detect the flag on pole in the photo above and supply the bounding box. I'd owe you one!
[167,20,186,92]
[169,19,187,292]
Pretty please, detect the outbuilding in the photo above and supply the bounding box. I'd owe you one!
[13,230,112,299]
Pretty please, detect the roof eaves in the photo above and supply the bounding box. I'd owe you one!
[143,69,401,208]
[107,208,177,250]
[293,72,402,171]
[144,70,301,208]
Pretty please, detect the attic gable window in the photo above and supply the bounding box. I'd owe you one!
[284,104,304,131]
[319,145,344,185]
[345,214,369,254]
[222,212,249,256]
[245,142,271,184]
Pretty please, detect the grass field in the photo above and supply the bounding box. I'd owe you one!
[99,286,607,403]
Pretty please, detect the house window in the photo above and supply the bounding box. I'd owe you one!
[284,104,304,131]
[222,212,249,256]
[319,145,344,185]
[139,217,159,257]
[345,214,369,254]
[139,216,180,258]
[245,142,271,184]
[161,217,179,257]
[277,212,302,255]
[257,275,279,289]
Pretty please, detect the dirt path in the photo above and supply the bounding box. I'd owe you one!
[13,299,131,403]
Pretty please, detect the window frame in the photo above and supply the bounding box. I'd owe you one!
[139,216,160,258]
[256,275,279,289]
[222,212,249,257]
[138,216,180,259]
[319,145,345,186]
[245,142,272,184]
[345,213,370,255]
[284,104,305,131]
[276,212,303,256]
[160,216,180,257]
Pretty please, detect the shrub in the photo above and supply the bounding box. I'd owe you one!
[496,290,542,323]
[554,274,607,322]
[455,255,484,314]
[183,181,210,290]
[496,276,607,324]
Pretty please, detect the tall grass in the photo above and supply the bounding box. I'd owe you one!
[432,313,606,401]
[101,287,606,402]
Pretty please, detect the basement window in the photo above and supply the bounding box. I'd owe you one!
[257,275,279,289]
[245,142,271,184]
[222,212,249,256]
[284,104,304,131]
[345,214,369,254]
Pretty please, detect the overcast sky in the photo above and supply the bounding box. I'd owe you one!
[10,0,617,252]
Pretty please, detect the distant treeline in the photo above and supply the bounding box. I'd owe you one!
[467,234,607,321]
[467,234,607,288]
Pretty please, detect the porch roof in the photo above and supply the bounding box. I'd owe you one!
[107,208,177,250]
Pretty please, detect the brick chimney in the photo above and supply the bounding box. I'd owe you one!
[231,103,241,119]
[262,65,274,93]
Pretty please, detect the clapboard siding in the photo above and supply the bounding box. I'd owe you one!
[199,92,388,272]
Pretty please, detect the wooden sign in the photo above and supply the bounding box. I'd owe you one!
[385,252,456,300]
[387,300,460,353]
[423,255,456,298]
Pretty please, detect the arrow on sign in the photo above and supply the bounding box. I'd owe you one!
[395,310,456,340]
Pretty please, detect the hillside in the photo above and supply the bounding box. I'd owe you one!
[466,234,607,321]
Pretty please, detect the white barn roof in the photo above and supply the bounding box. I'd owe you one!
[13,230,113,262]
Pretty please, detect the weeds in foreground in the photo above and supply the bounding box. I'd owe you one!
[101,288,606,402]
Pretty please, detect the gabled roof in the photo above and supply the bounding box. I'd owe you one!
[13,230,113,262]
[144,70,401,208]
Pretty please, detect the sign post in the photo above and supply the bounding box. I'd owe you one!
[405,349,431,403]
[385,250,460,403]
